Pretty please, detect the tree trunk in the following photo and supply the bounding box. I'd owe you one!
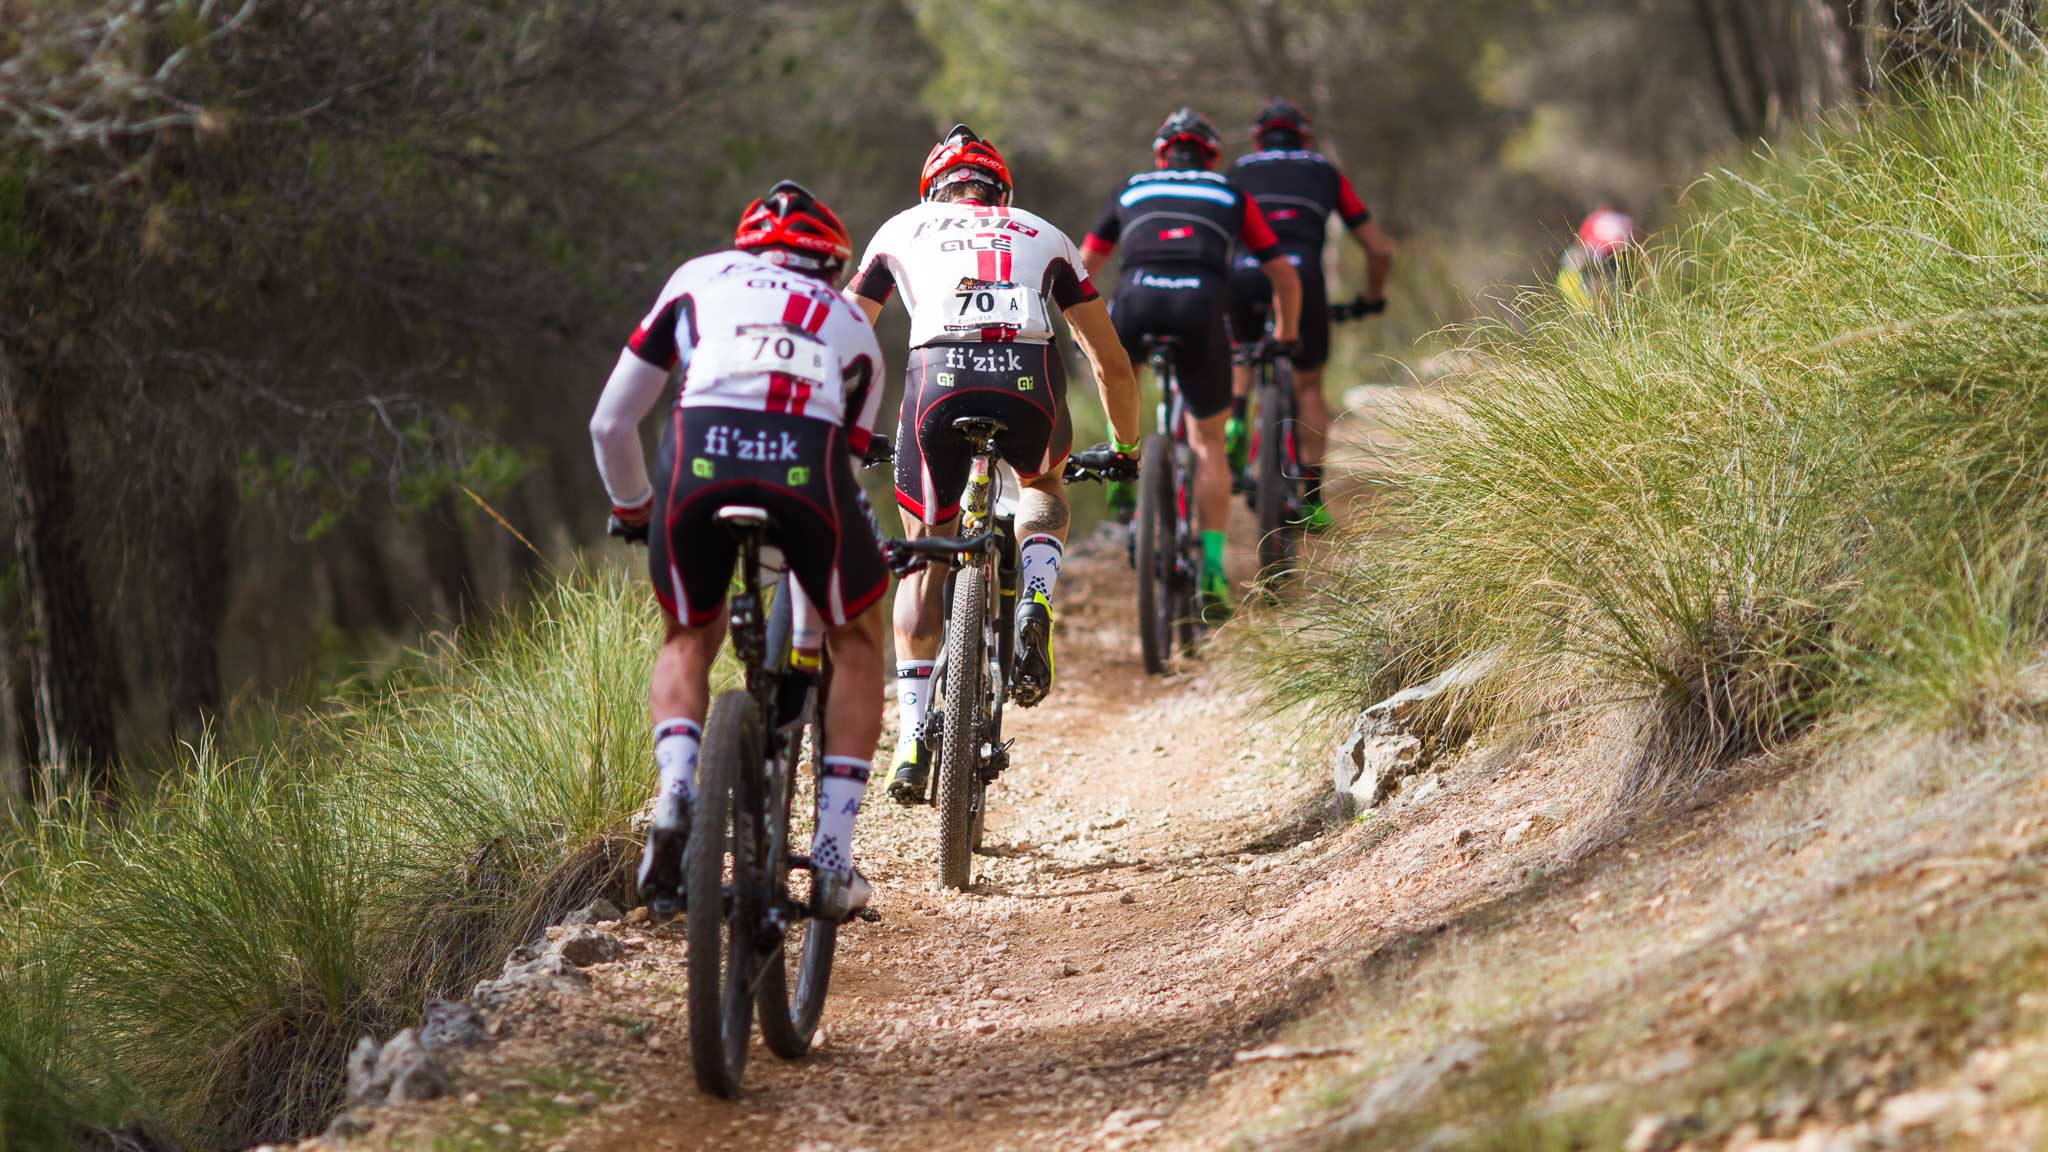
[0,343,117,794]
[165,467,236,745]
[423,492,476,626]
[1696,0,1762,139]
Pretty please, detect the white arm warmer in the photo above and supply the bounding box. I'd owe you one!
[589,349,671,509]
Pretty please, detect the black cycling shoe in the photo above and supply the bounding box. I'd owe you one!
[1011,592,1055,708]
[636,800,689,919]
[885,739,930,806]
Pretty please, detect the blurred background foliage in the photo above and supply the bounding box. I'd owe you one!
[0,0,2025,795]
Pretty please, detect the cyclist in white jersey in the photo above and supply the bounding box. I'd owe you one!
[589,181,888,922]
[845,125,1142,806]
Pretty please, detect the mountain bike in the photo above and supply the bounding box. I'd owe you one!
[1239,297,1380,578]
[612,436,889,1099]
[885,427,1134,890]
[1131,335,1205,676]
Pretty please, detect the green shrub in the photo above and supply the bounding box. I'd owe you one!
[1251,73,2048,777]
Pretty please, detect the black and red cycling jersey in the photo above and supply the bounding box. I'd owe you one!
[1081,169,1282,273]
[1228,149,1371,258]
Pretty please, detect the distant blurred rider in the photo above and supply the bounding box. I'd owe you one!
[1557,203,1636,309]
[1225,99,1395,533]
[590,181,888,922]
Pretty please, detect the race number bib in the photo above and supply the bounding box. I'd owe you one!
[944,280,1039,334]
[694,323,831,386]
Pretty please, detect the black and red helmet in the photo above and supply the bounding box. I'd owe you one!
[1153,107,1221,167]
[733,180,852,282]
[920,124,1013,204]
[1252,99,1312,143]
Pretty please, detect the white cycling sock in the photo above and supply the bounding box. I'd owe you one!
[652,718,702,828]
[895,661,934,749]
[1019,533,1063,602]
[811,757,870,873]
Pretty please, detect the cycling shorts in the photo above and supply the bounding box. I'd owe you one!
[650,406,886,628]
[1228,250,1330,369]
[894,341,1071,525]
[1110,266,1232,420]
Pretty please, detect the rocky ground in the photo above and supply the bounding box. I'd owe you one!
[289,398,2048,1152]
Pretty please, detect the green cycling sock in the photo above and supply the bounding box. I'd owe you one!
[1201,530,1227,580]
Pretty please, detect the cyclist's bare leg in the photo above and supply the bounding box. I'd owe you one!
[1293,365,1330,468]
[1018,472,1069,553]
[1230,363,1253,406]
[813,600,884,901]
[1186,410,1231,533]
[1012,472,1068,706]
[891,506,954,665]
[823,603,885,760]
[650,615,728,728]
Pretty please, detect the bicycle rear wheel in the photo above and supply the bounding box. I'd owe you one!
[1254,367,1297,575]
[1134,433,1173,675]
[937,565,987,891]
[756,711,836,1059]
[686,690,762,1098]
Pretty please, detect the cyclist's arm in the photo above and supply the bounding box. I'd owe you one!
[844,229,897,325]
[1079,189,1122,280]
[590,348,669,514]
[1350,220,1395,302]
[1240,198,1300,343]
[1064,298,1141,449]
[1335,170,1393,303]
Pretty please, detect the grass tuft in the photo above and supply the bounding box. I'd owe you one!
[0,566,685,1149]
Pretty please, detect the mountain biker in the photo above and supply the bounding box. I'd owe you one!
[847,125,1142,807]
[1557,203,1635,309]
[1080,106,1301,615]
[590,180,888,922]
[1226,99,1395,533]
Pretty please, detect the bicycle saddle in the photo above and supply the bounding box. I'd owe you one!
[949,416,1009,438]
[715,505,772,528]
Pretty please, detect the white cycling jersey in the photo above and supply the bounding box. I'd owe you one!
[848,201,1098,348]
[590,249,884,511]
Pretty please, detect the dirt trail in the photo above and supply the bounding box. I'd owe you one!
[560,517,1344,1152]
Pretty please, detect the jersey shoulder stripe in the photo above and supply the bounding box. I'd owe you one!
[1119,182,1239,208]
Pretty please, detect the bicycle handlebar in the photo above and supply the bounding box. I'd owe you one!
[883,532,998,577]
[1330,294,1387,323]
[1062,443,1139,483]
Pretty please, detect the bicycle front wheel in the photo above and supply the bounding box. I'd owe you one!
[1134,433,1173,675]
[937,564,987,891]
[686,690,763,1098]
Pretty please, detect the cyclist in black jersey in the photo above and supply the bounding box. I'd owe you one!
[1082,107,1301,613]
[1226,100,1395,532]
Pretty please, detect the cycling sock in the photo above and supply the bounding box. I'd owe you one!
[1230,393,1249,423]
[1201,530,1227,580]
[1018,533,1064,602]
[895,661,934,747]
[1301,463,1324,505]
[652,718,702,825]
[811,757,871,872]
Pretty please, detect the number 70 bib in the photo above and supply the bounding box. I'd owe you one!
[943,279,1046,336]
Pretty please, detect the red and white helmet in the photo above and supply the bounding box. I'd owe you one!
[920,124,1013,205]
[734,180,852,282]
[1577,207,1636,258]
